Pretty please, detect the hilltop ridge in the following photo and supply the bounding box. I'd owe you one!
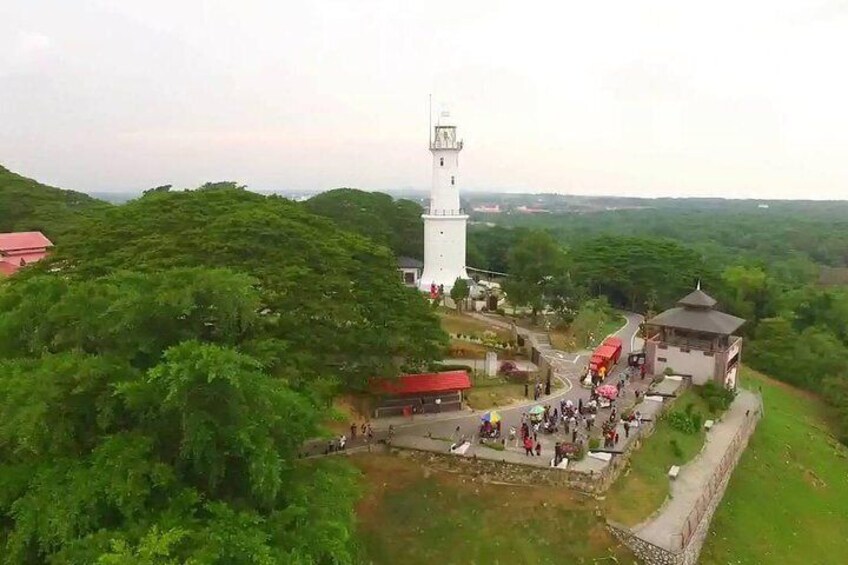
[0,165,108,238]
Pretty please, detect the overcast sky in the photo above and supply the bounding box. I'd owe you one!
[2,1,848,199]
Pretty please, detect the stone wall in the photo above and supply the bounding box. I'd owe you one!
[606,395,762,565]
[608,521,679,565]
[390,447,612,493]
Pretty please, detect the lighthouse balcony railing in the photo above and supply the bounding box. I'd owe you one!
[429,140,464,150]
[427,208,466,216]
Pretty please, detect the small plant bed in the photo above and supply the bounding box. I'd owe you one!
[438,310,512,342]
[605,387,718,526]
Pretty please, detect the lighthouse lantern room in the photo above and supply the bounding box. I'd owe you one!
[418,110,469,293]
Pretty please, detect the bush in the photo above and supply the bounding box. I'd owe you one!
[435,363,474,373]
[496,308,506,316]
[663,367,676,376]
[588,437,601,450]
[695,381,736,414]
[670,438,684,458]
[667,410,699,434]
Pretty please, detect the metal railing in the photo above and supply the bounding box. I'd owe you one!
[426,208,466,216]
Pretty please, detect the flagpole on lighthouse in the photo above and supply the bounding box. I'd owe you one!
[428,93,432,147]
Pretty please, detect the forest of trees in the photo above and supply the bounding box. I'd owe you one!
[0,165,108,238]
[469,207,848,444]
[0,176,446,563]
[2,166,847,561]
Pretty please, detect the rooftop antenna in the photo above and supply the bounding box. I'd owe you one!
[428,94,432,147]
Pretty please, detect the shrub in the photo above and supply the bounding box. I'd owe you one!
[663,367,676,376]
[695,381,736,414]
[588,437,601,450]
[496,308,506,316]
[670,438,684,458]
[667,411,699,434]
[436,363,474,373]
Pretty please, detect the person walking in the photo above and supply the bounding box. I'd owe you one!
[535,440,542,457]
[578,398,583,414]
[350,423,357,441]
[624,421,631,439]
[524,435,534,456]
[339,434,347,450]
[524,382,529,398]
[572,428,578,443]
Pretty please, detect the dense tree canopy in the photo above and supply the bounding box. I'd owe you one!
[0,186,447,562]
[305,188,425,260]
[0,164,108,239]
[569,236,710,312]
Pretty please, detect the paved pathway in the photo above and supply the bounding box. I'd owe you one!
[634,388,762,550]
[369,312,646,459]
[303,312,649,463]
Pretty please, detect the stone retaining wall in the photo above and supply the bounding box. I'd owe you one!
[606,395,762,564]
[390,447,613,493]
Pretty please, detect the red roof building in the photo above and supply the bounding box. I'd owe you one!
[372,370,471,395]
[371,370,471,417]
[0,231,53,276]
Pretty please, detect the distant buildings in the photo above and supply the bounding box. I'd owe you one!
[0,231,53,276]
[472,204,502,213]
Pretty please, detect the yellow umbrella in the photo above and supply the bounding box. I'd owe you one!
[481,410,501,423]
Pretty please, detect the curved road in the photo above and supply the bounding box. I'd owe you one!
[382,311,644,441]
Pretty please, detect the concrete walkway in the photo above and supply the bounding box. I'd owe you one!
[634,388,762,550]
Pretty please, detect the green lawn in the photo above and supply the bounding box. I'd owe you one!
[354,453,636,564]
[549,315,625,352]
[701,367,848,564]
[605,388,714,526]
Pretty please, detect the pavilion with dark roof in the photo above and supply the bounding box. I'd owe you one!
[643,286,745,389]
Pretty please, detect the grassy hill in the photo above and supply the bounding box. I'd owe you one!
[0,165,107,239]
[701,367,848,564]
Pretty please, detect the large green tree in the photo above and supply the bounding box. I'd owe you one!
[305,188,424,260]
[502,230,570,319]
[0,186,448,562]
[570,236,710,311]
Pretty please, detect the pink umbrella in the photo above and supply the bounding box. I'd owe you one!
[596,384,618,400]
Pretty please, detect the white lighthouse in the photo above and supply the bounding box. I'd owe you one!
[418,110,469,293]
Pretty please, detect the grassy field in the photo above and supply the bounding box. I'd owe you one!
[549,315,625,352]
[353,452,636,564]
[605,388,714,526]
[700,367,848,564]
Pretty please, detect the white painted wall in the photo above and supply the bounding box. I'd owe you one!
[653,346,716,385]
[419,215,468,290]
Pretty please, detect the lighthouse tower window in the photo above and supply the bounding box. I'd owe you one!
[451,176,455,185]
[440,157,444,166]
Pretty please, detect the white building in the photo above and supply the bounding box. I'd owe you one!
[418,111,469,292]
[643,287,745,389]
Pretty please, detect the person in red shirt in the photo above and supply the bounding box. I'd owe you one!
[523,435,534,456]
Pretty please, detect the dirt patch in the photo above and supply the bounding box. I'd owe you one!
[803,467,828,489]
